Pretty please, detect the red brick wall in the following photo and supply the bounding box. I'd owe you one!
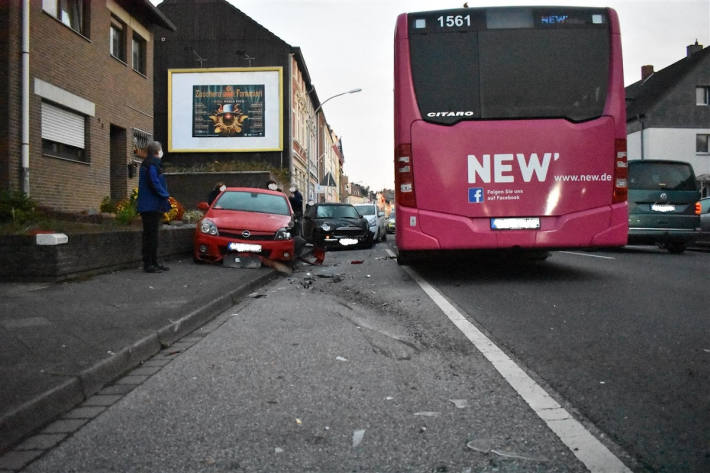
[3,0,156,212]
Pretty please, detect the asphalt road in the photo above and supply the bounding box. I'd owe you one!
[11,242,708,472]
[413,246,710,473]
[19,244,591,473]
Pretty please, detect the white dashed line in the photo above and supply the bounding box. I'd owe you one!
[386,248,631,473]
[560,251,616,260]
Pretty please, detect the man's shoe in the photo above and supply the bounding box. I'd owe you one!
[144,265,161,273]
[156,264,170,271]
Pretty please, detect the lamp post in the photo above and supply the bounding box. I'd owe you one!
[306,88,361,202]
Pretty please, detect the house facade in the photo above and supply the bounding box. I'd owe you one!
[626,42,710,195]
[0,0,175,212]
[154,0,344,203]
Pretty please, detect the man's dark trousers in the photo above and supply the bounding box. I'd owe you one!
[141,211,162,268]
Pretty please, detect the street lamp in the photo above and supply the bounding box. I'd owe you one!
[306,88,361,201]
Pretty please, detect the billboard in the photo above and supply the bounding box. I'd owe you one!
[168,67,283,152]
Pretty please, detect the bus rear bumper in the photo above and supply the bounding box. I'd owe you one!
[396,204,628,250]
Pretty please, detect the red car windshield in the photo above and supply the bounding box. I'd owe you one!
[214,191,291,216]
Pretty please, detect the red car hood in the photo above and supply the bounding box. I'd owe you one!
[207,209,291,232]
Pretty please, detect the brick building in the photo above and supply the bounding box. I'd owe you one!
[0,0,175,213]
[153,0,347,203]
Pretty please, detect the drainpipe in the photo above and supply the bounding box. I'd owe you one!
[637,114,645,160]
[21,0,30,195]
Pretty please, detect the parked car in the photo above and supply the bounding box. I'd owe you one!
[695,196,710,246]
[193,187,295,264]
[302,202,371,249]
[353,203,386,242]
[627,160,701,253]
[386,214,396,233]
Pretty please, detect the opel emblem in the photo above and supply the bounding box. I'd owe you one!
[659,192,667,201]
[242,230,251,238]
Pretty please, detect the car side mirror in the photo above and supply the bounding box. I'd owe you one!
[197,201,210,211]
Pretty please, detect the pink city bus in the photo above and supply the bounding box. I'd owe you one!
[394,6,628,264]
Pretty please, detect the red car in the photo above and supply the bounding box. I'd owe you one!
[194,187,295,264]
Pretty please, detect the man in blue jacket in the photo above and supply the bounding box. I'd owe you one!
[137,141,171,273]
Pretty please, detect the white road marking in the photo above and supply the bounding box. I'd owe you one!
[560,251,616,260]
[386,248,631,473]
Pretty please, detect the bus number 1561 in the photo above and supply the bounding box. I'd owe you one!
[437,15,471,28]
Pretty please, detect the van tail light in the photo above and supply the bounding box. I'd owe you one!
[395,143,416,207]
[695,201,702,215]
[612,139,628,204]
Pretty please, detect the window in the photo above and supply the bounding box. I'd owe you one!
[132,33,147,75]
[697,134,710,153]
[41,102,87,163]
[110,17,126,62]
[409,21,609,124]
[696,87,709,106]
[42,0,86,35]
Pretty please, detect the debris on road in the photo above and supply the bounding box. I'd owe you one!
[449,399,469,409]
[413,411,441,417]
[466,439,547,462]
[352,429,366,448]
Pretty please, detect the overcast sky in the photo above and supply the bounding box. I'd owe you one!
[163,0,710,191]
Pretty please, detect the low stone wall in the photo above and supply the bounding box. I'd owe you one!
[0,225,194,282]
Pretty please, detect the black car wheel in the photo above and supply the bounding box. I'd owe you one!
[666,242,686,254]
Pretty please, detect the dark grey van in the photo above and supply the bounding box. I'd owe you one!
[627,159,701,253]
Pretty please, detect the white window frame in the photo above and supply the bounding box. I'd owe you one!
[697,134,710,154]
[42,0,86,35]
[41,102,88,163]
[696,86,709,106]
[132,33,147,75]
[110,17,126,62]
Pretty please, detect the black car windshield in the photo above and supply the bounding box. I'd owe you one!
[214,191,291,215]
[354,205,376,216]
[316,205,360,219]
[628,162,698,191]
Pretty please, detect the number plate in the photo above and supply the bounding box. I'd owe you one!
[228,242,262,252]
[651,204,675,213]
[490,218,540,230]
[339,238,359,246]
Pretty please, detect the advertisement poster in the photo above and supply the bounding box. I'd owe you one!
[168,67,282,153]
[192,85,265,137]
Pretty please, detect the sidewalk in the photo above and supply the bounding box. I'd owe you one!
[0,257,278,452]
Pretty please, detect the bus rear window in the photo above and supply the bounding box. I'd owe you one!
[408,8,610,124]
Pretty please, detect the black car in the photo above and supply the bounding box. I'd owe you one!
[302,203,371,249]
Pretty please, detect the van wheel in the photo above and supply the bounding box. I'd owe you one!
[666,242,686,254]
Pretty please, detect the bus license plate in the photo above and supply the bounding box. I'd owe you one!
[228,242,262,252]
[490,218,540,230]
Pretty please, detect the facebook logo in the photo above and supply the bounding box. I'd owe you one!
[468,188,484,203]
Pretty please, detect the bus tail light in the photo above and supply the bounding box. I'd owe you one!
[395,143,416,207]
[695,201,702,215]
[612,139,628,203]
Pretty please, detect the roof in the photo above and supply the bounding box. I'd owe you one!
[124,0,176,31]
[626,46,710,120]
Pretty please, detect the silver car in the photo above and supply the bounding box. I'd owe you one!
[354,203,387,243]
[696,197,710,247]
